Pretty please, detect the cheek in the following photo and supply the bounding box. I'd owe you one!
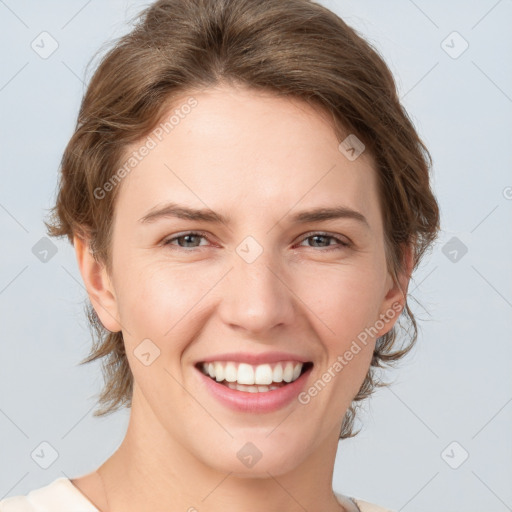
[294,265,382,395]
[116,257,384,347]
[296,262,385,340]
[114,262,212,349]
[115,266,204,407]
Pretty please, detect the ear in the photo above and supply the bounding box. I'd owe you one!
[375,242,414,337]
[73,235,122,333]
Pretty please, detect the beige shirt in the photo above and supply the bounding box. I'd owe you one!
[0,478,394,512]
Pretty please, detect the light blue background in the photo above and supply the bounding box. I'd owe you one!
[1,1,511,511]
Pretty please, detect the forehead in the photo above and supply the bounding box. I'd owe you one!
[113,84,381,230]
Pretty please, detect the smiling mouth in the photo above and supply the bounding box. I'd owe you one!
[196,361,314,393]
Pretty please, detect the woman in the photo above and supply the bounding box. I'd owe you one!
[0,0,440,510]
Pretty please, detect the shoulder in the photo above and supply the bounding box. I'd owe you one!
[0,477,98,512]
[0,494,34,512]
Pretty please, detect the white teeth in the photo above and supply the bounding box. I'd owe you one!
[214,362,225,382]
[226,382,281,393]
[283,362,294,383]
[292,363,302,381]
[272,364,283,382]
[224,362,237,382]
[254,364,273,385]
[237,363,255,385]
[201,361,306,388]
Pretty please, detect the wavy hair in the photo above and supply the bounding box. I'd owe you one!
[45,0,440,439]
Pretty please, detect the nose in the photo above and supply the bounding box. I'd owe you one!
[217,247,296,336]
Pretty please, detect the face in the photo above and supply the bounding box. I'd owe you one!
[82,84,407,477]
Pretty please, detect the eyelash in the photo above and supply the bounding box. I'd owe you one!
[162,231,351,252]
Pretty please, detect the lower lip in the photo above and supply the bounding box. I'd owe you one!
[196,366,313,413]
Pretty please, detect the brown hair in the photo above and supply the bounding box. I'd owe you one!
[45,0,440,439]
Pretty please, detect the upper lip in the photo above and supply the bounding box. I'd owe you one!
[197,352,312,365]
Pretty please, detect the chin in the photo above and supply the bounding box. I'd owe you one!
[198,433,312,478]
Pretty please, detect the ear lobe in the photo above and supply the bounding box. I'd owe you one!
[389,242,414,300]
[376,243,415,336]
[73,235,122,333]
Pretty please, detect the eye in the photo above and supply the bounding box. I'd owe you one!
[162,231,210,249]
[162,231,351,252]
[297,232,351,251]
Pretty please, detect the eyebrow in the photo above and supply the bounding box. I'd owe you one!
[138,202,369,228]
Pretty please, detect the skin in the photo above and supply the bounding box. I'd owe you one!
[71,83,412,512]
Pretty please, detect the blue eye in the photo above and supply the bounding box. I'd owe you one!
[298,232,351,251]
[162,231,351,251]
